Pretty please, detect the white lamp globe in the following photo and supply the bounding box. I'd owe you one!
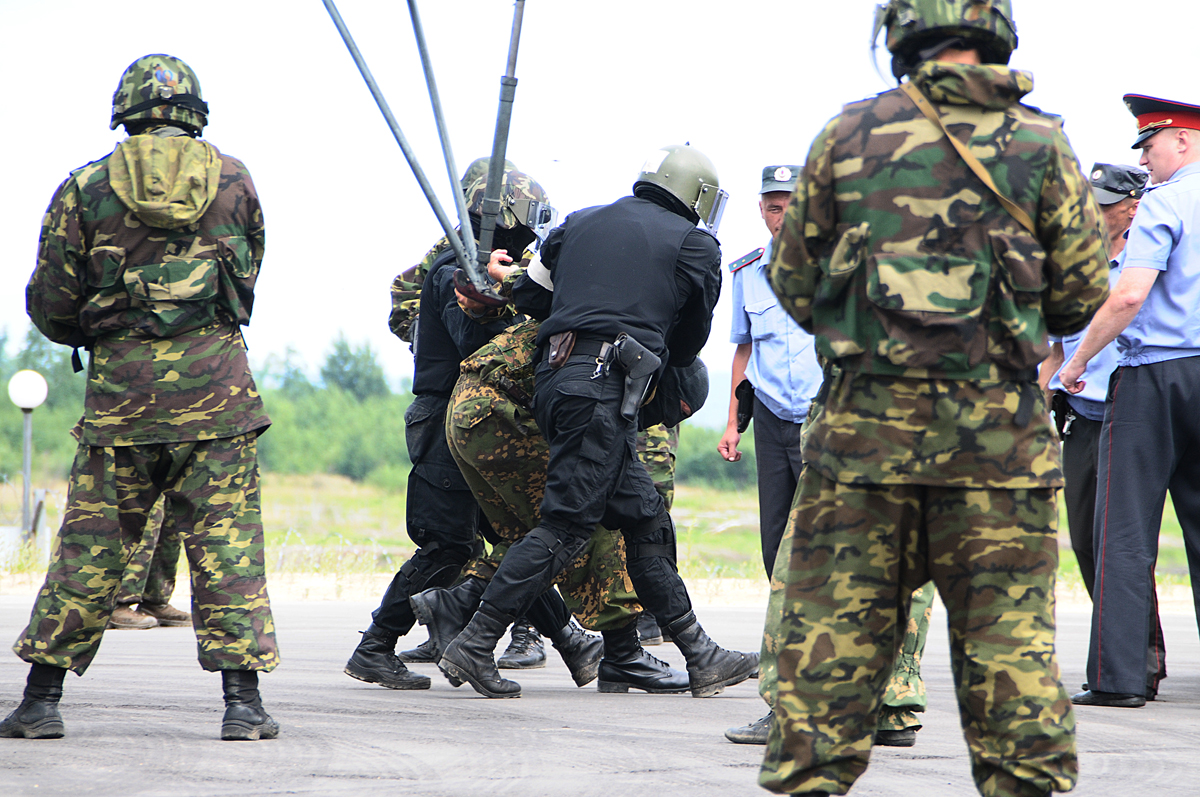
[8,370,49,410]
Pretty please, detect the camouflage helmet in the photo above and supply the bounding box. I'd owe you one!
[110,54,209,133]
[872,0,1018,67]
[633,145,729,234]
[460,157,517,191]
[464,168,557,241]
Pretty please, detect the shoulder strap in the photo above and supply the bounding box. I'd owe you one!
[899,81,1037,235]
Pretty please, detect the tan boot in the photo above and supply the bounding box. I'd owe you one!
[109,605,158,630]
[140,603,191,627]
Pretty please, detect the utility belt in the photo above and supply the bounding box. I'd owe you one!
[544,331,660,421]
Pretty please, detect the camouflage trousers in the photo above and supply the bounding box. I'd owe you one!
[447,373,659,631]
[13,435,279,675]
[759,470,1076,797]
[115,497,181,608]
[760,477,934,732]
[637,423,679,510]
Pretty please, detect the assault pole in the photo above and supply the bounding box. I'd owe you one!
[321,0,479,283]
[406,0,479,272]
[476,1,526,283]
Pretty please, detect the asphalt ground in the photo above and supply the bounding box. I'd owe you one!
[0,593,1197,797]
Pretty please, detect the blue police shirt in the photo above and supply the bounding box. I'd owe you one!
[1048,250,1125,420]
[1118,161,1200,366]
[729,239,823,423]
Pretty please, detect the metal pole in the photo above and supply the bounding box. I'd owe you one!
[21,408,32,538]
[407,0,478,270]
[477,1,526,270]
[321,0,479,282]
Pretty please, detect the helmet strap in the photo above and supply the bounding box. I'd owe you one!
[112,93,209,126]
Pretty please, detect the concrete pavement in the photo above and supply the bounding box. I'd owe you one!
[0,594,1197,796]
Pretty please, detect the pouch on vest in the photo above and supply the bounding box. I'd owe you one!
[122,257,220,334]
[867,252,990,371]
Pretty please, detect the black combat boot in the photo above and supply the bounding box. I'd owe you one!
[438,604,521,698]
[0,663,66,739]
[637,612,665,645]
[597,620,689,693]
[498,620,547,670]
[398,637,438,663]
[548,620,604,687]
[409,576,488,661]
[665,611,760,698]
[344,623,432,690]
[220,670,279,741]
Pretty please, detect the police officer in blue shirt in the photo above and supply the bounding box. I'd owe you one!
[1041,162,1167,702]
[718,165,823,577]
[1061,95,1200,708]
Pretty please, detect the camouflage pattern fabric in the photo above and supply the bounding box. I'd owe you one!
[758,480,934,733]
[115,496,181,607]
[768,62,1108,383]
[13,435,278,675]
[760,470,1075,796]
[636,423,679,509]
[27,138,269,447]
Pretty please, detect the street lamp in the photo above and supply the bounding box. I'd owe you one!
[8,370,48,538]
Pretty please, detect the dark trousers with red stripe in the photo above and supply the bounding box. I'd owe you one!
[1087,357,1200,696]
[1063,408,1167,695]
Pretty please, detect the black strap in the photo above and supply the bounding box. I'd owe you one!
[113,93,209,124]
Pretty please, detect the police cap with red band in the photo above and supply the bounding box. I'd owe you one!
[1124,93,1200,148]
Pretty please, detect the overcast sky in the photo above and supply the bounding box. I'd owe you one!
[4,1,1199,427]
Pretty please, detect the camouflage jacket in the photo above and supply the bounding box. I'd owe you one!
[769,62,1109,488]
[389,236,450,343]
[27,134,269,446]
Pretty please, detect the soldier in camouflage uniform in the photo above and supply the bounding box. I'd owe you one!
[759,3,1110,794]
[109,497,191,629]
[3,55,279,743]
[412,316,689,693]
[388,157,517,345]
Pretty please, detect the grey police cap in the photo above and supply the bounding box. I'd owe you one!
[760,165,800,194]
[1089,162,1148,205]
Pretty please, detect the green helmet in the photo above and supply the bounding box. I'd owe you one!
[464,168,556,241]
[872,0,1018,69]
[633,144,729,234]
[110,54,209,133]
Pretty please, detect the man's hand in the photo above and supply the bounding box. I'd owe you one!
[718,424,742,462]
[1059,355,1087,395]
[487,249,518,282]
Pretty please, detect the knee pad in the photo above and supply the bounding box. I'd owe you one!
[400,542,474,593]
[526,526,590,573]
[624,508,677,569]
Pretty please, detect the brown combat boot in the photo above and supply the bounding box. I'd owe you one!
[109,605,158,630]
[140,603,191,627]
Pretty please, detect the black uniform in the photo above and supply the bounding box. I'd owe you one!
[481,195,721,624]
[371,249,509,634]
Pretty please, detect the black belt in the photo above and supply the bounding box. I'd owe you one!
[541,337,614,362]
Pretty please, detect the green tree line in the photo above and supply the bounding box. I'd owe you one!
[1,329,754,490]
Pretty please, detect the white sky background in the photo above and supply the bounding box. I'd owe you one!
[3,0,1199,428]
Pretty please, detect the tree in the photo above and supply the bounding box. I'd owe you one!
[259,346,315,399]
[319,334,390,402]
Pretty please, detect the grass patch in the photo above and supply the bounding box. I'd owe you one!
[2,473,1192,595]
